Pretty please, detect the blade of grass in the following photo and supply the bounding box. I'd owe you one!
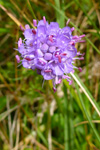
[0,4,24,27]
[22,107,48,147]
[47,104,52,150]
[63,84,75,149]
[63,80,84,114]
[49,80,64,114]
[70,72,100,116]
[0,34,10,47]
[64,1,74,10]
[63,84,69,150]
[74,120,100,127]
[37,128,48,147]
[54,0,60,26]
[60,0,65,28]
[0,106,18,121]
[54,0,65,28]
[69,94,74,149]
[26,0,37,19]
[75,82,100,143]
[9,0,35,28]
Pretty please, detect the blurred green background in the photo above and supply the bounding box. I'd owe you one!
[0,0,100,150]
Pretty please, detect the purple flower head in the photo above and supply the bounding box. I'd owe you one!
[16,17,85,92]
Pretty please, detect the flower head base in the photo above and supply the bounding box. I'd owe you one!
[16,16,85,92]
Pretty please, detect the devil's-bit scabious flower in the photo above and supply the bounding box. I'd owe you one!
[15,17,85,92]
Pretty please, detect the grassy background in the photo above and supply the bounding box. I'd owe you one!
[0,0,100,149]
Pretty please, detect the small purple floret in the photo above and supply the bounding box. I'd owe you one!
[41,43,49,52]
[16,16,85,91]
[33,19,37,26]
[44,53,52,60]
[15,55,20,63]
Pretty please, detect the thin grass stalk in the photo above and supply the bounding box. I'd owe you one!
[7,97,13,149]
[75,82,100,143]
[26,0,37,19]
[47,104,52,150]
[69,94,74,149]
[64,1,74,10]
[0,4,24,27]
[46,84,52,150]
[49,83,64,114]
[71,72,100,116]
